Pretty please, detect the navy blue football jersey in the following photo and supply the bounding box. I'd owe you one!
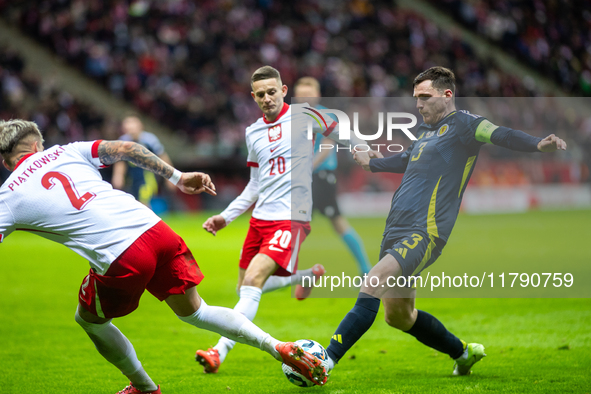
[383,110,488,242]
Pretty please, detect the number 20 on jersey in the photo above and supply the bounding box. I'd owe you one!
[269,156,286,175]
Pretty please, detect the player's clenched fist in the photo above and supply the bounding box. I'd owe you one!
[202,215,227,236]
[178,172,217,195]
[353,150,382,171]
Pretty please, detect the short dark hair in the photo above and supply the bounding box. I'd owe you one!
[251,66,282,87]
[413,66,456,95]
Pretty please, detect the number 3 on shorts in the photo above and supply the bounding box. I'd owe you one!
[402,233,423,249]
[269,229,292,252]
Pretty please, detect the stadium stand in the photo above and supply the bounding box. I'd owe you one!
[0,1,539,140]
[0,0,589,189]
[0,46,115,183]
[430,0,591,96]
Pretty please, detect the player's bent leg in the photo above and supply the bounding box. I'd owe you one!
[361,253,405,299]
[325,291,380,371]
[202,254,277,370]
[325,254,403,371]
[75,305,159,393]
[167,285,223,373]
[382,296,417,331]
[208,283,264,368]
[170,289,327,383]
[164,284,202,317]
[383,297,472,372]
[236,267,246,293]
[242,253,278,288]
[401,308,465,360]
[170,287,277,352]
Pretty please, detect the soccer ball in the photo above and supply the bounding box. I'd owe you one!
[282,339,330,387]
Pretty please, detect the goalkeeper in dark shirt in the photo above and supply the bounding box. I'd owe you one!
[325,67,567,377]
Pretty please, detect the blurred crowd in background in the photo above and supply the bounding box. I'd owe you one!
[433,0,591,95]
[1,0,590,193]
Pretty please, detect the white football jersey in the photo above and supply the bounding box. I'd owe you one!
[0,141,161,275]
[245,103,339,222]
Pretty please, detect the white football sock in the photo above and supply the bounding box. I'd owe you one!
[261,275,292,293]
[290,268,314,286]
[261,268,316,293]
[235,285,262,320]
[75,309,157,392]
[327,356,336,372]
[178,299,281,361]
[213,285,262,362]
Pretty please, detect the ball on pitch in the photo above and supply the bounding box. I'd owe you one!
[282,339,330,387]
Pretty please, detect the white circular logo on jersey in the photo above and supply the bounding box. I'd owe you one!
[437,124,449,137]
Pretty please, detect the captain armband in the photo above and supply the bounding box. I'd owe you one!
[474,120,499,144]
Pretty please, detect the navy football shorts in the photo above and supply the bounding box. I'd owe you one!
[379,228,446,279]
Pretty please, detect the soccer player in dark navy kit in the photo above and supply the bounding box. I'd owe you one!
[324,67,567,376]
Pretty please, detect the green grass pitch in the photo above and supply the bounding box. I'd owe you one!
[1,210,590,393]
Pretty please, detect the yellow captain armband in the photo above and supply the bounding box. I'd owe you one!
[474,120,499,144]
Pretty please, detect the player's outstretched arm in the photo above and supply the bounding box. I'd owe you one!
[202,214,227,236]
[97,140,216,195]
[480,123,567,153]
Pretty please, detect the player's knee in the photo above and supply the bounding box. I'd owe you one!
[242,269,268,288]
[384,307,414,330]
[242,274,264,288]
[75,308,111,334]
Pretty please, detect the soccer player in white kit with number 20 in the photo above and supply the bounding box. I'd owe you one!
[196,66,359,374]
[0,119,330,393]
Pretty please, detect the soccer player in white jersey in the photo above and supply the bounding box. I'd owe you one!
[0,119,329,393]
[195,66,359,374]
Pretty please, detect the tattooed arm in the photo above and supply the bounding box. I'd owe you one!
[98,140,174,178]
[97,140,216,195]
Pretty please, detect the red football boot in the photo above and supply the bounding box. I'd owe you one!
[196,347,221,373]
[276,342,328,386]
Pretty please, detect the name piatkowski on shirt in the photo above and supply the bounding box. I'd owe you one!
[6,146,66,192]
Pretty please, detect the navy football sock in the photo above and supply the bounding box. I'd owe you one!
[326,292,380,363]
[405,310,464,359]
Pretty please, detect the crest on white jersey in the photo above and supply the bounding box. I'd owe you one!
[268,124,282,142]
